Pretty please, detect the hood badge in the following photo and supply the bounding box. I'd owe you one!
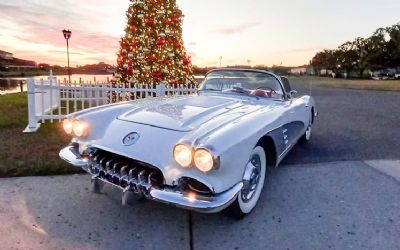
[122,132,140,146]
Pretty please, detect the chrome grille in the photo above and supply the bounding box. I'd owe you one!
[88,148,164,195]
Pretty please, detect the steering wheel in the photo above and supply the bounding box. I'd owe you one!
[256,86,277,94]
[250,86,276,98]
[222,86,247,93]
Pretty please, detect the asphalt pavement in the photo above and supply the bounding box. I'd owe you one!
[283,79,400,164]
[1,82,400,249]
[0,160,399,250]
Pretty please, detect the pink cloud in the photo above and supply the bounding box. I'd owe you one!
[214,22,261,35]
[0,2,120,65]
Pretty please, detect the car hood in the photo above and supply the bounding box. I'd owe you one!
[117,94,265,132]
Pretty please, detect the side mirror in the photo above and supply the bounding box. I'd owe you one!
[288,90,297,99]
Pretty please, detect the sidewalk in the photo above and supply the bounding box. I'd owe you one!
[0,160,399,250]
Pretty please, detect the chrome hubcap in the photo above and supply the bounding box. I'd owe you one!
[241,154,261,202]
[305,121,312,140]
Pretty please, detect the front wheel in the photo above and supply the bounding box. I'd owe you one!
[224,146,267,219]
[299,112,313,143]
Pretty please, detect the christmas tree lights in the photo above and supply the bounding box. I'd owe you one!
[115,0,194,86]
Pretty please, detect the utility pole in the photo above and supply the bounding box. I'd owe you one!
[62,29,72,83]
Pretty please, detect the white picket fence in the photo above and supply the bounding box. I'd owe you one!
[23,72,197,132]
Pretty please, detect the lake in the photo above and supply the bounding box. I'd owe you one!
[0,75,204,95]
[0,74,113,95]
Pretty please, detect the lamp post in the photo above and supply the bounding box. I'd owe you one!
[62,29,72,83]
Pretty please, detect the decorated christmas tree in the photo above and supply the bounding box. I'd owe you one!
[115,0,193,86]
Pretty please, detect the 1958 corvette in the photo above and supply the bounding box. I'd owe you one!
[60,68,317,218]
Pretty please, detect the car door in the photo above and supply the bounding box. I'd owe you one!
[278,77,308,154]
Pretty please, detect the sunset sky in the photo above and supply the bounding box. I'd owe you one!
[0,0,399,67]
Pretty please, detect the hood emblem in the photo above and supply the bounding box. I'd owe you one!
[122,132,140,146]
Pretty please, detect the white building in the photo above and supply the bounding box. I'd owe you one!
[290,66,307,75]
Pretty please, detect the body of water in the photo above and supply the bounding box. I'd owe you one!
[0,74,204,95]
[0,74,113,95]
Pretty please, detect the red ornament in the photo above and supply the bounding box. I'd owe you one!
[130,25,138,32]
[162,18,170,25]
[132,41,139,47]
[183,57,190,66]
[163,59,171,65]
[148,28,155,35]
[174,41,182,49]
[171,17,179,24]
[145,18,155,26]
[156,37,165,46]
[147,54,156,61]
[127,66,133,74]
[153,71,162,79]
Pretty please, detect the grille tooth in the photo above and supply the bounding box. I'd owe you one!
[148,171,157,186]
[128,167,138,181]
[120,165,129,176]
[99,156,107,166]
[105,160,115,170]
[138,170,147,184]
[112,163,122,184]
[93,154,100,163]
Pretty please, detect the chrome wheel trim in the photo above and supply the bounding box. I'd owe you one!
[241,154,261,202]
[238,146,266,214]
[305,120,312,141]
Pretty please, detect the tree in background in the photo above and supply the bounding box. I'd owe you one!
[311,23,400,77]
[115,0,193,85]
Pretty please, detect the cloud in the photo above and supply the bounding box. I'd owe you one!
[0,1,121,65]
[213,21,261,35]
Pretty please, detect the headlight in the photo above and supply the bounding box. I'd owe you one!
[72,120,89,137]
[62,119,73,135]
[173,144,193,168]
[194,148,215,172]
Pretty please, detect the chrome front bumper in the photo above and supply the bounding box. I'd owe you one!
[59,146,242,213]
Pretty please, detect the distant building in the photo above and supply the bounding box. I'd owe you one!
[0,50,13,60]
[290,66,306,75]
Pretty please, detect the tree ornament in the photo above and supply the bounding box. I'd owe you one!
[156,37,166,46]
[145,18,155,26]
[130,25,138,32]
[153,70,163,79]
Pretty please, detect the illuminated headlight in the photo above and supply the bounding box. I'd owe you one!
[63,119,89,137]
[173,144,193,168]
[194,148,216,172]
[62,119,73,135]
[72,120,89,137]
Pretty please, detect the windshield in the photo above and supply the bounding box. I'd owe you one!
[199,70,284,100]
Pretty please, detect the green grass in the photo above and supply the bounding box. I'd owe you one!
[0,93,81,177]
[289,76,400,91]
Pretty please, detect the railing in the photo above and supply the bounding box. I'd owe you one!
[24,72,197,132]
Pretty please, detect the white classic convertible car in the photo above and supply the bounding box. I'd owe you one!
[60,69,317,218]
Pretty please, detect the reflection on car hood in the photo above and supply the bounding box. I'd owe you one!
[117,94,271,132]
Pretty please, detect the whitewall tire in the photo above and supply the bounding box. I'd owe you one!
[224,146,267,219]
[300,112,313,143]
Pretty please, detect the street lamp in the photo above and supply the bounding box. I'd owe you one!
[62,29,72,83]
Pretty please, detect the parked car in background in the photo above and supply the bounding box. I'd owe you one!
[59,69,317,218]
